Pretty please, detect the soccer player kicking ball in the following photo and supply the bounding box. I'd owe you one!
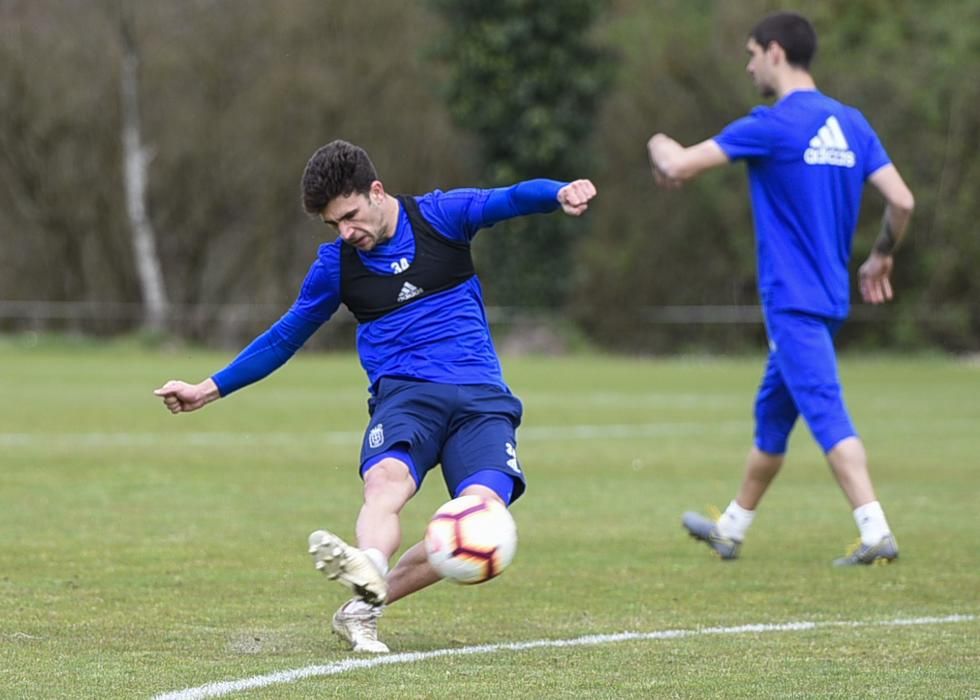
[646,12,914,565]
[155,140,597,652]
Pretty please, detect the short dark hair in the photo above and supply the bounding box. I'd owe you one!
[301,140,378,215]
[750,12,817,69]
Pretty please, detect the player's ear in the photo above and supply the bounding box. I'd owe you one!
[370,180,386,205]
[766,40,784,64]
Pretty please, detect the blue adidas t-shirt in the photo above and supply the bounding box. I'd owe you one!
[713,90,891,318]
[212,180,565,396]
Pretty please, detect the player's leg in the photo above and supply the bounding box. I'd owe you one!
[310,450,416,596]
[311,379,447,594]
[736,448,785,510]
[386,385,524,604]
[356,449,418,565]
[311,463,402,654]
[770,312,897,565]
[329,461,429,653]
[683,349,797,558]
[826,436,875,507]
[310,379,450,651]
[825,436,897,565]
[309,453,421,606]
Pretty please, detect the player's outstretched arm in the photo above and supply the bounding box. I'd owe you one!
[556,179,597,216]
[647,134,729,189]
[858,164,915,304]
[154,378,221,414]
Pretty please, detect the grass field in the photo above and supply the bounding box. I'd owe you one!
[1,337,978,698]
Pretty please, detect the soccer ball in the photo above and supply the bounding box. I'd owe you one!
[424,495,518,584]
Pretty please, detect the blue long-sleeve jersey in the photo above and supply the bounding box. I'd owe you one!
[211,179,566,397]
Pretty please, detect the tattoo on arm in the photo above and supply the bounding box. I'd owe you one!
[873,216,898,255]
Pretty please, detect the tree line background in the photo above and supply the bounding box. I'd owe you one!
[1,0,977,353]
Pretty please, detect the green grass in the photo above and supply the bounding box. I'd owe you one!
[1,341,978,698]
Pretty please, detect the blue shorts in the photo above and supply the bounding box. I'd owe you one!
[754,309,857,455]
[359,378,526,503]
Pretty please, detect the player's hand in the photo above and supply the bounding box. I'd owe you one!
[858,252,894,304]
[648,134,684,190]
[153,378,219,414]
[557,179,597,216]
[652,165,683,190]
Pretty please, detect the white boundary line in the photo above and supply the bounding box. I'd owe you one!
[153,614,975,700]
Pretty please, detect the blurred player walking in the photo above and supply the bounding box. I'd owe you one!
[647,12,914,565]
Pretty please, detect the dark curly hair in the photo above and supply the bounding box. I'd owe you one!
[301,140,379,215]
[750,12,817,69]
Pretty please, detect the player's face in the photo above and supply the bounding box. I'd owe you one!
[745,38,776,98]
[320,182,391,251]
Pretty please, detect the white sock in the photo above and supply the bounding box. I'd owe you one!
[853,501,891,546]
[716,500,755,541]
[362,547,389,576]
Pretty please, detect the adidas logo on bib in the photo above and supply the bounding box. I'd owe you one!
[804,115,856,168]
[397,281,423,302]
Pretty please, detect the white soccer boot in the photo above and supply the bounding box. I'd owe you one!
[332,598,389,653]
[308,529,388,605]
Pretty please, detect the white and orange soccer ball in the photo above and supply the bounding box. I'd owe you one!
[424,495,518,584]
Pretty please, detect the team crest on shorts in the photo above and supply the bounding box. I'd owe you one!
[368,423,385,449]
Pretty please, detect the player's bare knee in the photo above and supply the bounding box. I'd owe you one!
[363,458,416,504]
